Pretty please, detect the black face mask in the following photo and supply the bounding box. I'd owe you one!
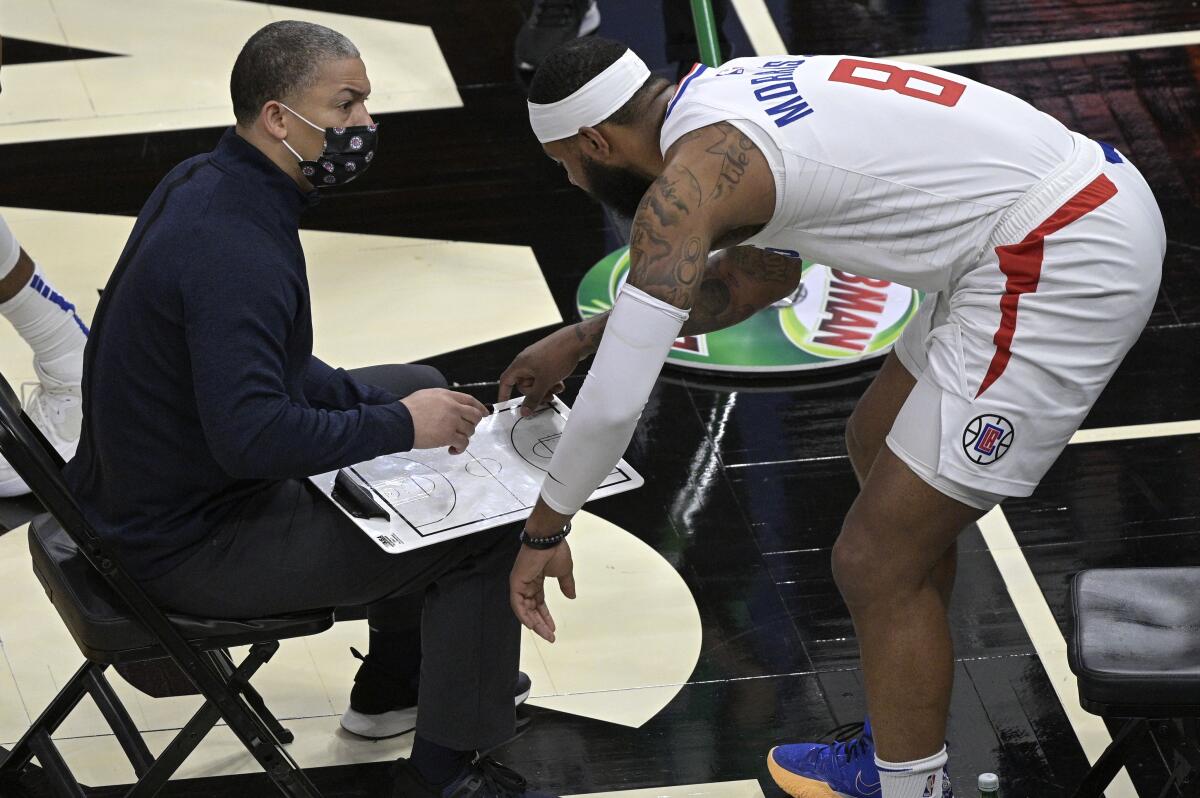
[280,103,378,188]
[581,155,654,220]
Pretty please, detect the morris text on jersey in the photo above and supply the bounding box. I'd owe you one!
[751,59,815,128]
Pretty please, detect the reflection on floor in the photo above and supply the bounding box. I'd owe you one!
[0,0,1198,796]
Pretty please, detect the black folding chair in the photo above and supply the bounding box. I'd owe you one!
[0,370,334,797]
[1068,567,1200,797]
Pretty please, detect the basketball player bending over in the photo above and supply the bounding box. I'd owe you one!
[499,38,1164,798]
[0,36,88,497]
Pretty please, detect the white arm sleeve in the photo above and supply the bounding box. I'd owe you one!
[539,285,688,515]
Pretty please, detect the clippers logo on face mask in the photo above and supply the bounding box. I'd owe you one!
[279,103,378,187]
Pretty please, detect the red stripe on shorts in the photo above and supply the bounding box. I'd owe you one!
[975,173,1118,399]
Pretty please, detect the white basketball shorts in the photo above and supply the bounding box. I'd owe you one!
[887,144,1166,510]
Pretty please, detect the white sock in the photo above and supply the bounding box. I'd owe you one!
[0,266,88,382]
[0,215,20,280]
[876,746,949,798]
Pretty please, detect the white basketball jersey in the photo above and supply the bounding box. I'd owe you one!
[660,55,1084,292]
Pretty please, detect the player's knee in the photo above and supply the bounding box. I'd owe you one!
[831,519,910,609]
[831,525,879,608]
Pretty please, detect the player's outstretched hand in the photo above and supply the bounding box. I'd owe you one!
[510,541,576,643]
[498,325,580,416]
[400,388,490,455]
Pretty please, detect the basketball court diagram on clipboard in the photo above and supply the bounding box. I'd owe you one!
[310,397,644,553]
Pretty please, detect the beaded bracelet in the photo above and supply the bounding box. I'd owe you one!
[519,521,572,550]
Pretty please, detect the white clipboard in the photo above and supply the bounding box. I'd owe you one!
[309,397,644,553]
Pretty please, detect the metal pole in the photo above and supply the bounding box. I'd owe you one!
[689,0,723,67]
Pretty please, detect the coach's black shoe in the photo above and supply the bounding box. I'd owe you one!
[341,647,533,740]
[514,0,601,74]
[393,754,558,798]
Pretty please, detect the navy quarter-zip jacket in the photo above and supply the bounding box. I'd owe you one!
[64,128,414,578]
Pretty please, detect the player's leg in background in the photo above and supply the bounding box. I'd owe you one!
[513,0,602,78]
[833,447,983,793]
[0,214,88,496]
[0,243,34,302]
[0,222,88,364]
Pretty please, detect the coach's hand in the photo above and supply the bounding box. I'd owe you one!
[401,388,489,454]
[497,324,584,416]
[510,540,576,643]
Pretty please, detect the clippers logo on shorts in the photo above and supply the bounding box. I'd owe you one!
[962,414,1014,465]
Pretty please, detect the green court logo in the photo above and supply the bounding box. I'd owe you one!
[779,264,921,359]
[577,248,922,374]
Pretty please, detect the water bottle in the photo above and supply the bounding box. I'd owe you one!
[978,773,1000,796]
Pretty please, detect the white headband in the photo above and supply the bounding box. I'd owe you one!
[527,49,651,144]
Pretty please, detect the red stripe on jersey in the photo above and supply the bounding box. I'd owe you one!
[666,63,707,119]
[975,173,1118,398]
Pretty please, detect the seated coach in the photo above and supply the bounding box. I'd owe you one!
[62,21,554,798]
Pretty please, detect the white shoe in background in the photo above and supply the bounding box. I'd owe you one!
[0,357,83,498]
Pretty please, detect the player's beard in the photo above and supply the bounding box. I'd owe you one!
[581,156,654,220]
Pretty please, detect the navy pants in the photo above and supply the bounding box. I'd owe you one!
[140,364,521,751]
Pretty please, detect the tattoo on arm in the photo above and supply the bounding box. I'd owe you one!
[629,166,708,308]
[576,248,801,353]
[705,126,755,201]
[681,247,802,336]
[725,245,797,283]
[627,121,776,313]
[683,275,758,335]
[644,163,703,226]
[666,122,757,204]
[573,312,609,358]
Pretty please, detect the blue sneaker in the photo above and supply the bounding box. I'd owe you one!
[767,720,953,798]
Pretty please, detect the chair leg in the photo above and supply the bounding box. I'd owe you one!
[84,666,155,778]
[221,714,322,798]
[1,651,322,798]
[1071,718,1150,798]
[28,730,86,798]
[192,647,323,797]
[123,699,221,798]
[214,646,295,744]
[126,642,296,797]
[0,661,96,778]
[1158,718,1200,795]
[1179,718,1200,771]
[130,642,320,797]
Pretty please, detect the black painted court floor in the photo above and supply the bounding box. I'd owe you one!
[1,1,1199,796]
